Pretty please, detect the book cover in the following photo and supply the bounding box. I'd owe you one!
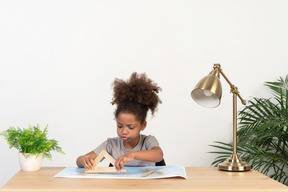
[54,165,187,179]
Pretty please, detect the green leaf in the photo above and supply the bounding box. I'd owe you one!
[0,124,65,160]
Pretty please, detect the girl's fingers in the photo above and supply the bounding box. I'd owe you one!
[115,164,120,171]
[83,160,89,169]
[83,157,95,169]
[114,161,120,171]
[119,161,125,170]
[88,158,95,168]
[115,158,122,171]
[115,157,127,171]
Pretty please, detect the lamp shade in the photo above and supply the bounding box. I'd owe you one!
[191,69,222,108]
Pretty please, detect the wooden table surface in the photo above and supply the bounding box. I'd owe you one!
[1,167,288,192]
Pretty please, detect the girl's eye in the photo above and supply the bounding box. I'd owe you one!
[129,127,135,130]
[117,125,122,128]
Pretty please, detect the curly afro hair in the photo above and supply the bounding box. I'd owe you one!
[112,72,162,124]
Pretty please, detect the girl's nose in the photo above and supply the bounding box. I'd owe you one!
[122,127,128,135]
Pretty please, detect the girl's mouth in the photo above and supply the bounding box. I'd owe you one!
[122,137,128,141]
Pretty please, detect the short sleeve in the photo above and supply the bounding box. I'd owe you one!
[144,135,160,150]
[93,140,108,155]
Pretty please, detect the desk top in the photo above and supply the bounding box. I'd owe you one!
[1,167,288,192]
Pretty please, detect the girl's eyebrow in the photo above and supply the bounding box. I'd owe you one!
[117,122,136,126]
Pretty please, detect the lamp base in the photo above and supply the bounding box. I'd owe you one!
[218,154,251,172]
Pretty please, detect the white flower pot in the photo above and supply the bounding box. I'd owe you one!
[19,153,43,171]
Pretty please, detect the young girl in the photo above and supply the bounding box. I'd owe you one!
[76,72,163,171]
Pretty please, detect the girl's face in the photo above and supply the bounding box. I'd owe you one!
[116,112,146,149]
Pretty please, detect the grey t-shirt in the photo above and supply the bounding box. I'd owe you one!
[93,134,159,167]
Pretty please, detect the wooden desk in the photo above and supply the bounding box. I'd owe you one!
[1,167,288,192]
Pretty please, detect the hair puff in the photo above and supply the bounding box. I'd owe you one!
[112,72,162,116]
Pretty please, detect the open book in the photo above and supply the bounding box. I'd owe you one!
[54,165,187,179]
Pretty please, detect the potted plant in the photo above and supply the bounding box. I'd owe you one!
[210,75,288,185]
[0,124,65,171]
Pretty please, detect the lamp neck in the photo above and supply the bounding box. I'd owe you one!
[213,64,246,105]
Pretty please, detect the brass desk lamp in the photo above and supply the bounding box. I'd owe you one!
[191,64,251,171]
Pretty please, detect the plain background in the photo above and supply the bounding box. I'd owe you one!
[1,0,287,187]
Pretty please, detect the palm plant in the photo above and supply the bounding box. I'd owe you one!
[210,75,288,185]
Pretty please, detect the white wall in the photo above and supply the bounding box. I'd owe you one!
[1,0,287,187]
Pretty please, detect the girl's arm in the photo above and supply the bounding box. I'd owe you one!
[76,151,97,169]
[114,146,163,171]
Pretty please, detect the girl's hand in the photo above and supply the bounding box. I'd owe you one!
[82,154,96,169]
[115,153,135,171]
[76,151,97,169]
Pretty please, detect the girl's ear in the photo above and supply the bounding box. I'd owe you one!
[141,121,147,131]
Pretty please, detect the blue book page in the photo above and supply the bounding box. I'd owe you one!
[54,166,187,179]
